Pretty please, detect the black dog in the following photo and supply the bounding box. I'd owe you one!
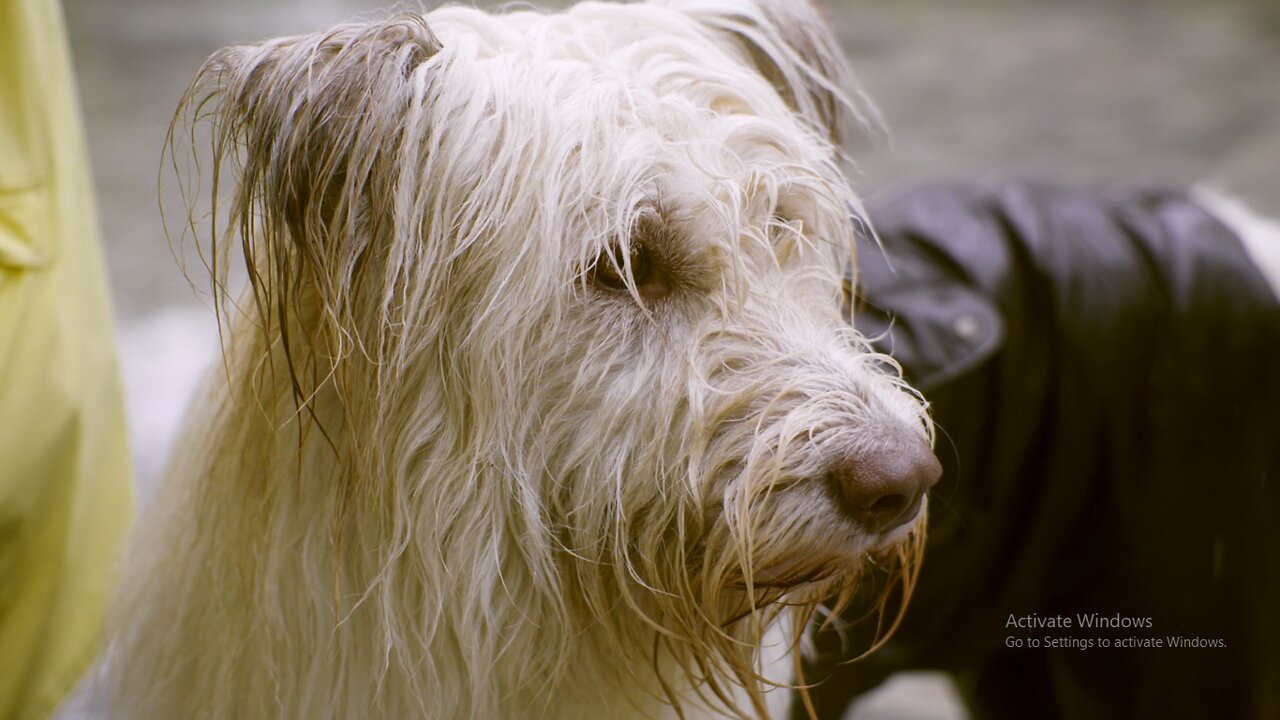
[803,181,1280,720]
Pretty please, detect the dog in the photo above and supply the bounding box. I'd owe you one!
[799,179,1280,720]
[103,2,941,718]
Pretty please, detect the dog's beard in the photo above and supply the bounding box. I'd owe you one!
[641,485,927,718]
[564,349,932,717]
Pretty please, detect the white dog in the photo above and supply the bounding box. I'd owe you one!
[104,2,940,718]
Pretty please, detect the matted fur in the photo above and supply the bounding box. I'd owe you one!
[105,2,933,718]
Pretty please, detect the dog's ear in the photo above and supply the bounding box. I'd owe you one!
[186,14,438,267]
[170,15,440,371]
[679,0,858,144]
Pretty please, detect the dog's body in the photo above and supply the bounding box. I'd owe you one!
[104,2,939,718]
[1199,189,1280,299]
[800,181,1280,720]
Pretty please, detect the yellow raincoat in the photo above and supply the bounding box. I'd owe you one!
[0,0,134,718]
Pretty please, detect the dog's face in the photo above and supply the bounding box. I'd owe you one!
[178,0,937,711]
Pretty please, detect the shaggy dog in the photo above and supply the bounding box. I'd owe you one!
[104,1,940,718]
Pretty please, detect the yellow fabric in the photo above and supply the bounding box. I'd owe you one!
[0,1,135,718]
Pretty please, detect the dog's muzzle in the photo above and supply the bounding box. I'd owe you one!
[826,427,941,534]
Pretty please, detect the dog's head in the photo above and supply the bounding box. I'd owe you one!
[175,0,937,714]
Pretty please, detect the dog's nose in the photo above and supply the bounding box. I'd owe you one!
[828,431,941,534]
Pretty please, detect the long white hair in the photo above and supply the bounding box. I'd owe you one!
[104,2,927,718]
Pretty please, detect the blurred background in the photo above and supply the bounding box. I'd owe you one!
[59,0,1279,717]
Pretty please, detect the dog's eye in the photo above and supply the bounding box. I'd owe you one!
[591,243,671,302]
[590,247,629,292]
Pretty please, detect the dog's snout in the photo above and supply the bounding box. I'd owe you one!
[827,431,941,534]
